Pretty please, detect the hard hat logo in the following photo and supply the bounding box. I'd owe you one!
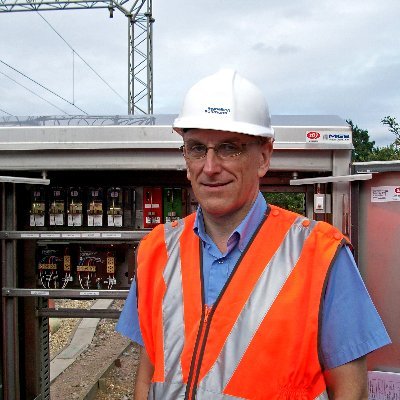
[205,107,231,115]
[173,69,274,139]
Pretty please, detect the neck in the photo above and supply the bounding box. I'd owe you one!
[201,203,253,253]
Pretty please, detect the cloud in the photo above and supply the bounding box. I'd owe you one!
[0,0,399,145]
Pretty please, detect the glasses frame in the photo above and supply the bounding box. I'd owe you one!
[180,140,262,161]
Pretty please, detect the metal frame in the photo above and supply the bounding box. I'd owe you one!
[0,182,145,399]
[1,183,20,399]
[0,0,153,115]
[0,115,354,398]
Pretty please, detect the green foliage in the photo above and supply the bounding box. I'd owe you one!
[263,192,305,215]
[381,116,400,149]
[369,144,400,161]
[348,117,399,161]
[347,119,375,161]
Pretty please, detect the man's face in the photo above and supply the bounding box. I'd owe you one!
[182,129,273,222]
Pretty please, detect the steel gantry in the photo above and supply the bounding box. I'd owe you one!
[0,0,154,114]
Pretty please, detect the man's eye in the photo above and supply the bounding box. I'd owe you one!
[189,144,206,154]
[219,143,241,153]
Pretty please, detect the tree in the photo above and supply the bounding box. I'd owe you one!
[370,144,400,161]
[347,119,375,161]
[348,118,399,161]
[262,192,305,215]
[381,116,400,149]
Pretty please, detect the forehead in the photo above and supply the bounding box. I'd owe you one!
[183,129,250,143]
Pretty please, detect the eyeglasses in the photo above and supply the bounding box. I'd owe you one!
[180,141,261,160]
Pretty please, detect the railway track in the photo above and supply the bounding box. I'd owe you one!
[49,299,139,399]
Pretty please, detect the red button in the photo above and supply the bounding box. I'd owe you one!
[302,219,310,227]
[272,209,279,216]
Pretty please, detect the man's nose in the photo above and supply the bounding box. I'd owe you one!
[202,147,222,174]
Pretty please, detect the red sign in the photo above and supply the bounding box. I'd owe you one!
[307,131,320,140]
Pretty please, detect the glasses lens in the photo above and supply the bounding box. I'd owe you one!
[187,144,207,159]
[216,142,243,158]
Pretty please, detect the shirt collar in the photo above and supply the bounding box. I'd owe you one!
[193,192,267,253]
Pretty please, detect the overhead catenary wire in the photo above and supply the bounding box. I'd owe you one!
[0,59,88,115]
[36,11,127,105]
[0,70,70,115]
[0,107,15,117]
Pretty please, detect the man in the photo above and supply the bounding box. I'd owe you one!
[117,69,390,399]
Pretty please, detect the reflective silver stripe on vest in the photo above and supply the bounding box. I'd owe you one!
[315,390,329,400]
[196,386,246,399]
[162,219,186,383]
[148,383,329,400]
[148,381,186,399]
[199,216,316,393]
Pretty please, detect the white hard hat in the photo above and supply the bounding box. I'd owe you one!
[173,69,274,138]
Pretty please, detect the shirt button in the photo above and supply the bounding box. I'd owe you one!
[218,260,224,264]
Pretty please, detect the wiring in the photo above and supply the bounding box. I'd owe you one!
[37,11,127,105]
[0,70,70,115]
[0,107,15,117]
[0,59,88,115]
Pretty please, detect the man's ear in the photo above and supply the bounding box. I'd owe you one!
[258,140,274,178]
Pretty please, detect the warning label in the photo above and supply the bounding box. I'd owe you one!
[371,186,400,202]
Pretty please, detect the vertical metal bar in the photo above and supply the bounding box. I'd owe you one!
[1,183,20,399]
[127,0,152,115]
[147,0,153,114]
[350,167,360,263]
[128,15,134,114]
[39,298,50,400]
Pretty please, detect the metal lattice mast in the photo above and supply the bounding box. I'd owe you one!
[127,0,153,114]
[0,0,153,114]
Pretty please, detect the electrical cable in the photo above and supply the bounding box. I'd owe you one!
[0,59,88,115]
[0,70,70,115]
[0,107,15,117]
[36,11,127,105]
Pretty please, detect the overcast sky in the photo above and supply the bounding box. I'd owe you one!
[0,0,399,145]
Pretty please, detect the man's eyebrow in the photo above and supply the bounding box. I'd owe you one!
[184,139,204,146]
[185,138,242,145]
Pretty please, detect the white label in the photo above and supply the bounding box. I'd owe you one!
[68,214,82,227]
[102,233,122,238]
[368,371,400,399]
[30,290,49,296]
[306,131,351,143]
[108,215,122,227]
[40,233,61,238]
[79,291,100,296]
[371,186,400,202]
[144,204,160,209]
[21,233,40,238]
[50,214,64,225]
[81,232,101,238]
[62,233,81,238]
[30,215,44,226]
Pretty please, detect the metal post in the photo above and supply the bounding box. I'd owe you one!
[127,0,153,115]
[39,298,50,400]
[1,183,20,399]
[146,0,154,114]
[128,15,134,115]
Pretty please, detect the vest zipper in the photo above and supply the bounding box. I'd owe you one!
[185,304,213,400]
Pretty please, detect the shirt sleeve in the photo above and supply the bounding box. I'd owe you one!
[320,246,391,369]
[115,280,144,346]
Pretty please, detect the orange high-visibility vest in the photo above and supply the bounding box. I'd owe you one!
[136,205,347,400]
